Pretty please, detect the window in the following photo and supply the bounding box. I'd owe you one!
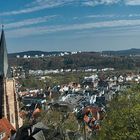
[11,114,14,123]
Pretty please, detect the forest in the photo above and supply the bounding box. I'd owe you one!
[9,52,138,71]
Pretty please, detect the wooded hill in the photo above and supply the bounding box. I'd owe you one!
[8,52,138,70]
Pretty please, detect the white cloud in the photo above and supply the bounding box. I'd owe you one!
[83,0,140,6]
[83,0,120,6]
[125,0,140,5]
[0,0,75,16]
[0,0,140,16]
[5,15,57,29]
[87,13,140,18]
[86,14,115,18]
[6,19,140,38]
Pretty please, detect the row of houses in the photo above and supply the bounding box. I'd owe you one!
[11,71,138,139]
[28,68,115,75]
[16,51,82,59]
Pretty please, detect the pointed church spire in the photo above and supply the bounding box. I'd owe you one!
[2,24,4,29]
[0,26,8,119]
[0,25,8,78]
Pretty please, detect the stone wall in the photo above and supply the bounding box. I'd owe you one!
[4,78,23,129]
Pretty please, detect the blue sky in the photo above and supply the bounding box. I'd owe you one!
[1,0,140,52]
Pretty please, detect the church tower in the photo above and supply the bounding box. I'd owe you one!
[0,26,8,119]
[0,27,23,128]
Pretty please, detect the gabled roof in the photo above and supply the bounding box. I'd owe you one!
[0,126,5,133]
[0,118,15,140]
[32,130,45,140]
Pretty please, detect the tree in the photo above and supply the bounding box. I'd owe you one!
[97,85,140,140]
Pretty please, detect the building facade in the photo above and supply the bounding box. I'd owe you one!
[0,27,22,129]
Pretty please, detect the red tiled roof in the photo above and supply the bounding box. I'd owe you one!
[0,118,15,140]
[0,126,5,133]
[82,106,101,120]
[32,108,41,118]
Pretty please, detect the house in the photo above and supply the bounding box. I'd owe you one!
[0,128,6,140]
[15,122,63,140]
[0,118,15,140]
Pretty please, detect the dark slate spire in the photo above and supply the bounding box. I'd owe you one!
[0,26,8,78]
[0,26,8,119]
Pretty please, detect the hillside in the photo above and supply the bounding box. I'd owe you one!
[102,48,140,56]
[8,51,65,58]
[8,52,136,70]
[8,48,140,58]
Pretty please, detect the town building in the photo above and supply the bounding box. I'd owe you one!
[0,27,22,129]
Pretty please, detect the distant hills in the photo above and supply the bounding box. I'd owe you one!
[102,48,140,56]
[8,48,140,58]
[7,48,140,71]
[8,51,66,58]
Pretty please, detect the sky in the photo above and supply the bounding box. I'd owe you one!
[1,0,140,52]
